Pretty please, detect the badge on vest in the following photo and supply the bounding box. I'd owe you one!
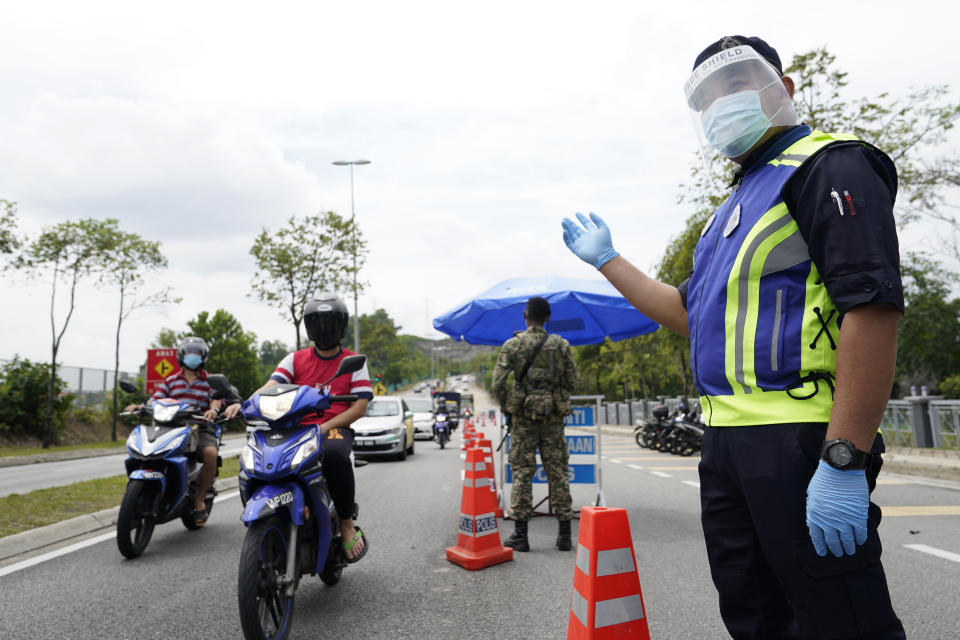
[723,203,741,237]
[700,213,716,237]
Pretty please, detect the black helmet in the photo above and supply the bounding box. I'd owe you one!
[177,336,209,370]
[304,293,349,349]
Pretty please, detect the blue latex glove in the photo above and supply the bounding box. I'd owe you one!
[805,459,869,557]
[561,212,620,270]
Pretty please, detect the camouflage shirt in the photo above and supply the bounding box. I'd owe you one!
[492,326,580,418]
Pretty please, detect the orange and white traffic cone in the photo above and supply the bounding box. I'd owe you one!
[567,507,650,639]
[446,449,513,571]
[476,439,503,518]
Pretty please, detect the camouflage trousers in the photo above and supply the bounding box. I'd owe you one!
[508,417,572,521]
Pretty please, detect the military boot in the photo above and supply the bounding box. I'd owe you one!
[556,519,572,551]
[503,520,529,552]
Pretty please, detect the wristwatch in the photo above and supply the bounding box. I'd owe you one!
[820,438,872,471]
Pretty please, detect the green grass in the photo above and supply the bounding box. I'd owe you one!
[0,440,127,458]
[0,454,241,539]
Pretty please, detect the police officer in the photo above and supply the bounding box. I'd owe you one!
[492,297,581,552]
[562,36,905,639]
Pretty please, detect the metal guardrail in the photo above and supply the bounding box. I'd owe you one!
[928,401,960,449]
[880,400,913,448]
[0,359,138,407]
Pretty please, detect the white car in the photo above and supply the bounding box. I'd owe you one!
[403,396,436,440]
[352,396,416,461]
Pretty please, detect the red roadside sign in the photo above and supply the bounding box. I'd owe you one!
[146,348,179,394]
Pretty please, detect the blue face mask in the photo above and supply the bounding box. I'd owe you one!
[701,89,772,158]
[182,354,203,370]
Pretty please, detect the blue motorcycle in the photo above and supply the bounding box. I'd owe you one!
[236,354,366,640]
[116,375,234,559]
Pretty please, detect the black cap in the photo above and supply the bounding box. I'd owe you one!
[693,35,783,75]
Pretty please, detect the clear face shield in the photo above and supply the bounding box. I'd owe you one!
[684,46,798,162]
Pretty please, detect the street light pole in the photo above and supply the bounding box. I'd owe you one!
[332,159,370,353]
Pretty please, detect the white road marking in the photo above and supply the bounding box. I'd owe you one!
[649,471,673,478]
[904,544,960,564]
[628,465,644,471]
[609,459,622,465]
[682,481,700,489]
[0,491,241,578]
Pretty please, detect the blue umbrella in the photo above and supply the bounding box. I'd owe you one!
[432,275,659,346]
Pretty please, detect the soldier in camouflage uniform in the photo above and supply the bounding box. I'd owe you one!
[492,297,581,551]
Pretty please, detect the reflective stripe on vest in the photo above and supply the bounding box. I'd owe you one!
[692,130,856,426]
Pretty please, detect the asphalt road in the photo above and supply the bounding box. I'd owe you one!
[1,419,959,637]
[0,435,247,497]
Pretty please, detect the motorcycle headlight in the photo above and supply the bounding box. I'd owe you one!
[259,391,297,420]
[290,431,319,469]
[240,441,258,470]
[436,415,447,422]
[152,402,180,423]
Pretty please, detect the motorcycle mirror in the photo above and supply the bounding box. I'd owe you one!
[118,380,139,394]
[320,354,367,386]
[206,374,236,401]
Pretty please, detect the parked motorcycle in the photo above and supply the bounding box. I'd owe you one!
[633,404,671,449]
[116,375,235,559]
[236,354,366,640]
[634,403,704,456]
[432,413,451,449]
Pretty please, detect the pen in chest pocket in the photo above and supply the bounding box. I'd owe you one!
[830,188,844,216]
[843,190,858,216]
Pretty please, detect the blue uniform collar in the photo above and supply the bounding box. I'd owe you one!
[731,124,812,184]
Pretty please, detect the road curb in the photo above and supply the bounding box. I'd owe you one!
[0,476,239,563]
[0,447,127,468]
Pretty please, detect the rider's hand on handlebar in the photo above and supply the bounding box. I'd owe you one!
[202,408,219,421]
[561,212,620,270]
[123,404,142,413]
[223,403,243,420]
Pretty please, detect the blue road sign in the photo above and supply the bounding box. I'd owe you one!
[505,463,596,484]
[564,406,595,427]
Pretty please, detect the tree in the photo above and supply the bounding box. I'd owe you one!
[250,212,365,349]
[785,48,960,236]
[102,231,178,440]
[0,356,72,438]
[258,339,290,381]
[895,253,960,393]
[0,200,21,255]
[155,310,261,397]
[11,219,119,447]
[347,309,408,384]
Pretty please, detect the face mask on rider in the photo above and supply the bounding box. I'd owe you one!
[701,80,784,158]
[182,354,203,370]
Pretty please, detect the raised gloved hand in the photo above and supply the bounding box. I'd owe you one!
[806,459,869,557]
[561,212,620,270]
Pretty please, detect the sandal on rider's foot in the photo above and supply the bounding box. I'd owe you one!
[192,508,208,527]
[343,527,369,564]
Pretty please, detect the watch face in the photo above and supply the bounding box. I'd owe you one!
[828,443,853,466]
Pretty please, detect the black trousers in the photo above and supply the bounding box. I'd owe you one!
[321,426,355,521]
[699,423,905,639]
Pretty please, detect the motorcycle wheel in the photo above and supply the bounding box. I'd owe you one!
[634,431,645,448]
[238,516,296,640]
[117,480,156,559]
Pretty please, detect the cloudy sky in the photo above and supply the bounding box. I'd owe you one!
[1,0,957,373]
